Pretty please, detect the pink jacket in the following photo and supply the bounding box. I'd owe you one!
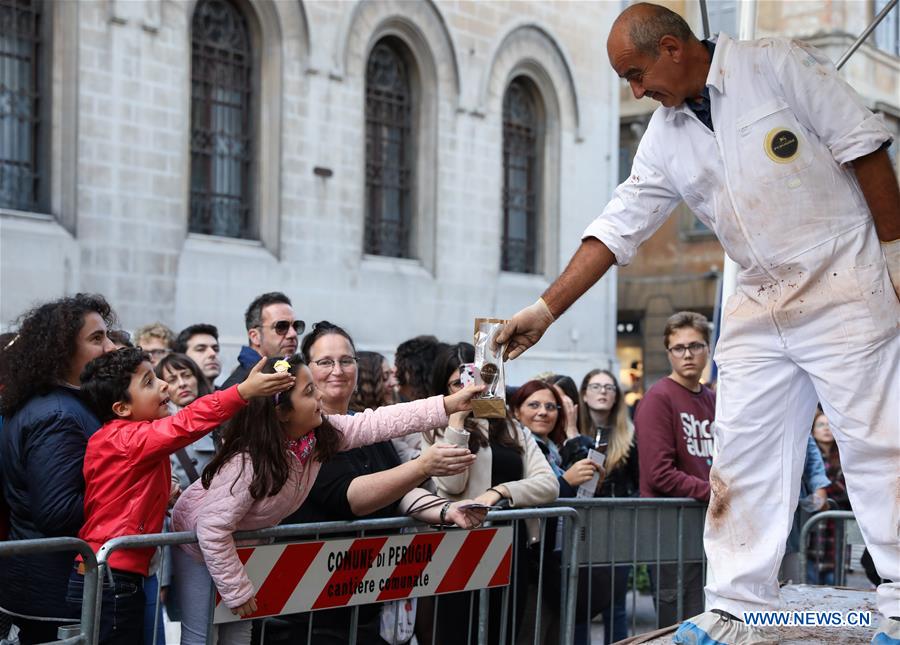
[171,396,447,608]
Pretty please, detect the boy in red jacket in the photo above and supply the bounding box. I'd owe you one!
[68,347,293,644]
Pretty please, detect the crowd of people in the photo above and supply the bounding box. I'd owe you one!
[0,289,853,645]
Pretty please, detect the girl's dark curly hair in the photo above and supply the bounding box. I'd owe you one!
[349,351,386,413]
[395,335,443,400]
[201,355,343,499]
[426,342,521,454]
[0,293,115,416]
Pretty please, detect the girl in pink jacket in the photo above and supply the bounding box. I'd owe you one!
[171,355,485,645]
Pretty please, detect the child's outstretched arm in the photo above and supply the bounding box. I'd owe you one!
[236,357,296,400]
[332,384,484,452]
[124,358,294,463]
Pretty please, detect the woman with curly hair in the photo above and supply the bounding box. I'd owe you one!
[0,293,117,644]
[394,335,443,402]
[349,351,387,413]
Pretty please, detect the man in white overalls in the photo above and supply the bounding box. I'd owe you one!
[495,3,900,643]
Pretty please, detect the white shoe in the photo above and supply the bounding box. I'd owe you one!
[872,616,900,644]
[672,610,776,645]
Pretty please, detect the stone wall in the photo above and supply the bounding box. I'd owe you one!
[0,0,623,385]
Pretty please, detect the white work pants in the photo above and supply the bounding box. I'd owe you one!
[705,223,900,618]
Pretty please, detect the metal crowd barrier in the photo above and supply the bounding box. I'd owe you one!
[548,497,708,640]
[798,510,861,587]
[0,537,99,645]
[95,506,581,645]
[2,500,716,644]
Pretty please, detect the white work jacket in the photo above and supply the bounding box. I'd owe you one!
[584,33,892,272]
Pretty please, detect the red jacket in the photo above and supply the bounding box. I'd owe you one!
[79,386,246,574]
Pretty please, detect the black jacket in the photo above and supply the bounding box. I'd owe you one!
[559,435,640,498]
[0,387,101,620]
[220,345,261,389]
[282,440,404,638]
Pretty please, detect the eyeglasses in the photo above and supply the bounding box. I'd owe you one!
[586,383,616,393]
[525,401,560,412]
[146,348,171,359]
[447,379,463,392]
[667,342,708,357]
[256,320,305,336]
[311,356,358,371]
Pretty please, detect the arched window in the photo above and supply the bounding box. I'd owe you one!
[0,0,42,211]
[501,77,542,274]
[365,39,413,258]
[189,0,254,238]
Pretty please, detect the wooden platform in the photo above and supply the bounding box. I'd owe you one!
[617,584,879,644]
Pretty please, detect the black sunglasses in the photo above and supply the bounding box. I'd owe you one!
[258,320,306,336]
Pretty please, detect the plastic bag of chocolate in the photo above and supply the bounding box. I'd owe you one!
[472,317,508,418]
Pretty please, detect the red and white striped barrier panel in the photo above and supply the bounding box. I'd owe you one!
[212,526,513,623]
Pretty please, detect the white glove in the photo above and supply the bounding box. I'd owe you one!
[493,298,555,360]
[883,239,900,303]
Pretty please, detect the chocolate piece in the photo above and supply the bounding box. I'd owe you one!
[479,362,499,385]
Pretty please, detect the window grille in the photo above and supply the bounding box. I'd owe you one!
[0,0,41,211]
[874,0,899,57]
[364,40,413,258]
[502,78,540,274]
[189,0,253,238]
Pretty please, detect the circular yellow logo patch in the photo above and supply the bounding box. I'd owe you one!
[764,128,800,164]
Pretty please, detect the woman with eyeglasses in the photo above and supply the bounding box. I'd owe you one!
[280,324,481,644]
[423,344,558,645]
[558,369,638,643]
[511,380,600,496]
[509,380,607,645]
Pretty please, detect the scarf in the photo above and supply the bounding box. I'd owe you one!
[286,431,317,467]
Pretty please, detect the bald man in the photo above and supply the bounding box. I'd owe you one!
[495,3,900,644]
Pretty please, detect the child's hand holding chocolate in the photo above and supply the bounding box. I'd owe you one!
[237,357,296,400]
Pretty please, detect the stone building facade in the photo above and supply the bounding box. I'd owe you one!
[0,0,625,383]
[615,0,900,385]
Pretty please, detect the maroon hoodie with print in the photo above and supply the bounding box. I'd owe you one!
[635,377,715,501]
